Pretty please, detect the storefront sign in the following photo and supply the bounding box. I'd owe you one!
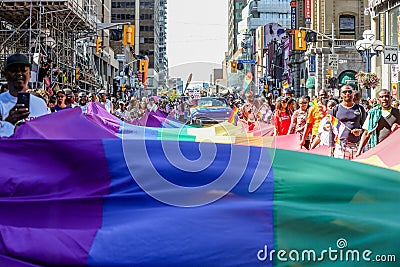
[308,55,316,74]
[305,0,312,24]
[291,1,296,31]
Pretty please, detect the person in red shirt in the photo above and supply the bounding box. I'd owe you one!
[273,96,291,136]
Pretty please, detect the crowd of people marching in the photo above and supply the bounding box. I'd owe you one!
[1,53,400,160]
[233,87,400,159]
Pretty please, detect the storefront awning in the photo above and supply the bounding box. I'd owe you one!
[340,72,357,85]
[305,77,315,89]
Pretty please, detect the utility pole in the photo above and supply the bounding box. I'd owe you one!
[135,0,140,55]
[300,26,336,91]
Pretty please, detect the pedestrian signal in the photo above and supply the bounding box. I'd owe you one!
[231,61,238,73]
[294,30,306,51]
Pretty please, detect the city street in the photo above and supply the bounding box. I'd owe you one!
[0,0,399,266]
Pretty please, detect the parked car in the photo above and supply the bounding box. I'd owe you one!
[189,97,232,126]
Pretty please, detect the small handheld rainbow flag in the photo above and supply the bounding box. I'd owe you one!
[228,106,240,126]
[329,115,346,146]
[282,80,289,89]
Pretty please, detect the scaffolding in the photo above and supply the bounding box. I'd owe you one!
[0,0,102,91]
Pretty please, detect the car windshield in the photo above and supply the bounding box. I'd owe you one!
[196,98,227,107]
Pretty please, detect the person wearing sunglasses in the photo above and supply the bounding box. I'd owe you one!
[288,96,310,148]
[328,85,366,158]
[273,96,291,136]
[240,91,258,124]
[356,89,400,156]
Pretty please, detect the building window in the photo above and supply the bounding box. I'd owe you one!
[140,26,154,32]
[339,15,355,35]
[140,14,153,20]
[112,1,136,8]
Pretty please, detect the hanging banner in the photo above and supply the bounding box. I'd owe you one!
[391,83,398,99]
[185,73,193,92]
[256,26,264,51]
[392,64,399,83]
[305,0,312,24]
[308,55,316,74]
[264,23,286,47]
[380,13,385,45]
[242,72,253,94]
[397,16,400,46]
[290,1,296,33]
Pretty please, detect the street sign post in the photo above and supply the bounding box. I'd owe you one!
[308,55,316,74]
[384,46,398,64]
[237,59,256,64]
[328,54,339,70]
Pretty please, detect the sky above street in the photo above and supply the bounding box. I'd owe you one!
[167,0,228,83]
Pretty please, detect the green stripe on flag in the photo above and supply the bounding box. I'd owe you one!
[158,128,197,142]
[271,149,400,266]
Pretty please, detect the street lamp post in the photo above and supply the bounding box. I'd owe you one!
[355,30,384,98]
[299,24,335,93]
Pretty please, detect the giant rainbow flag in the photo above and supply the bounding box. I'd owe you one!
[0,106,399,266]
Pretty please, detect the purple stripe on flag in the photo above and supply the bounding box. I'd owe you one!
[134,110,169,127]
[86,102,121,134]
[0,140,111,265]
[0,254,42,267]
[11,108,117,140]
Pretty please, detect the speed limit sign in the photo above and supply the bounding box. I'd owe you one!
[384,46,398,64]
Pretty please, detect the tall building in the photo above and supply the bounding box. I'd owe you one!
[371,0,400,98]
[111,0,168,92]
[228,0,247,60]
[158,0,169,89]
[289,0,370,97]
[238,0,291,37]
[0,0,119,92]
[231,0,291,92]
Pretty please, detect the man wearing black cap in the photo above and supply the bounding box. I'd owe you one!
[0,53,48,136]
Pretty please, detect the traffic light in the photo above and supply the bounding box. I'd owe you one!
[329,77,338,89]
[95,38,102,54]
[325,76,331,86]
[139,60,147,73]
[305,31,317,42]
[231,61,238,73]
[122,84,126,91]
[123,25,135,46]
[110,29,123,41]
[264,84,269,92]
[326,69,333,78]
[237,62,244,70]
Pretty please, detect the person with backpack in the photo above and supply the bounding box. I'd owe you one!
[329,86,366,158]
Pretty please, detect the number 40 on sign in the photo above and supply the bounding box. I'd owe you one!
[384,46,398,64]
